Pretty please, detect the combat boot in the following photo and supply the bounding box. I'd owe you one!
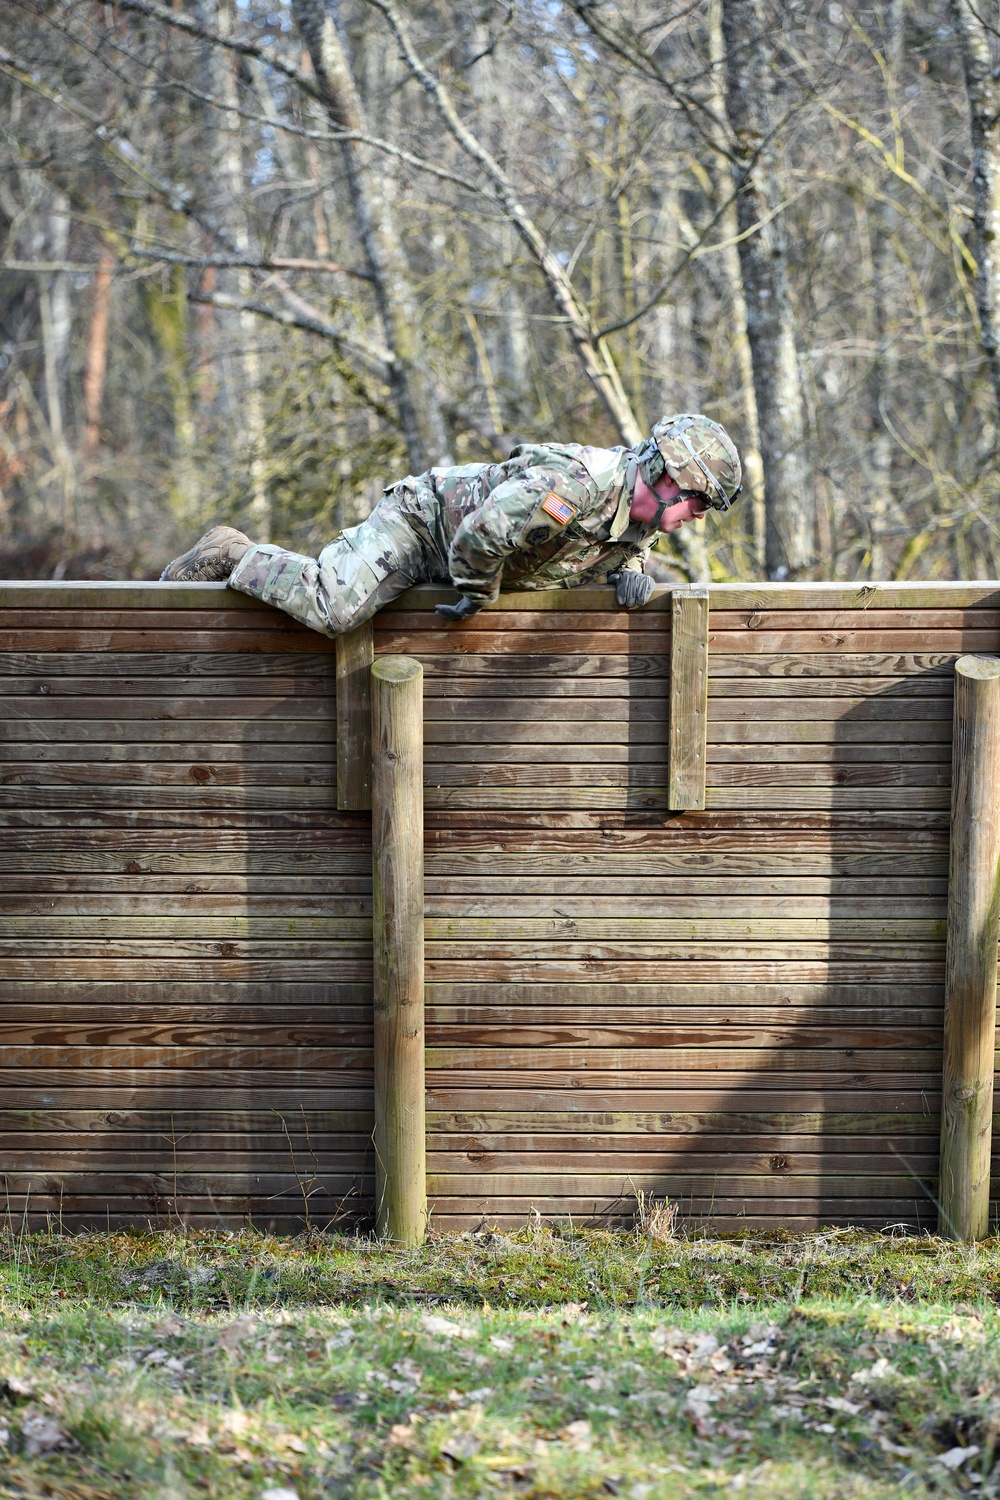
[160,526,251,583]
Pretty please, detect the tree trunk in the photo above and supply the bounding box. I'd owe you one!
[721,0,811,580]
[866,0,906,579]
[709,0,765,573]
[290,0,451,472]
[948,0,1000,425]
[83,249,114,458]
[197,0,270,535]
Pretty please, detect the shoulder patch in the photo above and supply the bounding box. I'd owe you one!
[541,493,577,526]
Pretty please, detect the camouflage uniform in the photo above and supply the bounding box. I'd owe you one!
[229,442,657,638]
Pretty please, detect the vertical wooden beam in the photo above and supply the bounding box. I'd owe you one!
[335,622,373,810]
[940,653,1000,1240]
[668,586,709,811]
[371,654,426,1244]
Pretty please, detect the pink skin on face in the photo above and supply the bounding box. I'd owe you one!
[629,472,707,531]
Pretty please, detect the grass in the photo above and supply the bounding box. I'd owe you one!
[1,1224,1000,1497]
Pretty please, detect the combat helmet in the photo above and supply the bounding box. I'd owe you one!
[633,413,742,511]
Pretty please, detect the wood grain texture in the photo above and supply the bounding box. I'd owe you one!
[6,582,1000,1233]
[667,586,708,810]
[336,621,373,810]
[371,655,427,1244]
[940,655,1000,1239]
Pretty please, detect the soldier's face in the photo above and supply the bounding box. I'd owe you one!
[659,494,708,532]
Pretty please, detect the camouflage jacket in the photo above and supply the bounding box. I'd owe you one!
[384,442,657,602]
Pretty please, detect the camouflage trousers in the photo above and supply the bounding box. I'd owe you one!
[228,508,433,637]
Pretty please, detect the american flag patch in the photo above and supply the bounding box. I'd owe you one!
[541,492,577,525]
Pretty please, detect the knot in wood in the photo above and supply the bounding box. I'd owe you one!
[769,1154,790,1172]
[952,1084,977,1102]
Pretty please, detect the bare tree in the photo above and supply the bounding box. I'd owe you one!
[722,0,811,579]
[948,0,1000,424]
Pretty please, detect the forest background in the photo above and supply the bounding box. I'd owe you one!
[1,0,998,585]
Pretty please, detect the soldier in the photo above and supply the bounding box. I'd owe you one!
[161,412,742,633]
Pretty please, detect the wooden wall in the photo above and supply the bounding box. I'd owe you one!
[3,579,999,1231]
[0,584,372,1229]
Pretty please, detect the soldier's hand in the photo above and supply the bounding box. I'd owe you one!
[435,595,485,623]
[609,571,656,610]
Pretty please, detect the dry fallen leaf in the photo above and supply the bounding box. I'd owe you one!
[488,1334,515,1355]
[557,1418,593,1452]
[154,1314,185,1337]
[0,1374,35,1401]
[936,1446,979,1470]
[217,1315,257,1350]
[420,1312,474,1340]
[386,1419,420,1450]
[441,1430,482,1462]
[20,1410,72,1457]
[272,1431,308,1454]
[825,1396,863,1416]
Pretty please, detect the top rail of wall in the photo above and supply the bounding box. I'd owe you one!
[5,579,1000,610]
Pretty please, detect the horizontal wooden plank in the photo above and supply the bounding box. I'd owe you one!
[0,718,335,744]
[0,1045,370,1070]
[0,981,370,1008]
[0,1106,930,1135]
[0,741,335,764]
[1,915,372,937]
[425,1109,938,1136]
[0,873,372,894]
[425,957,945,979]
[0,762,336,787]
[4,694,334,720]
[710,653,960,678]
[423,850,950,874]
[1,979,935,1009]
[422,742,950,766]
[703,787,951,810]
[421,897,945,919]
[707,677,951,699]
[707,721,952,743]
[2,895,370,917]
[424,693,665,716]
[423,875,948,895]
[414,654,668,679]
[424,816,952,842]
[418,786,952,811]
[0,850,370,873]
[708,630,1000,653]
[0,652,334,677]
[383,607,1000,633]
[0,609,305,631]
[0,785,339,811]
[425,1149,938,1173]
[706,582,1000,609]
[0,939,373,961]
[423,1046,938,1075]
[0,630,335,653]
[419,763,949,786]
[4,579,999,612]
[424,1021,937,1048]
[375,630,669,655]
[710,608,1000,631]
[706,742,949,762]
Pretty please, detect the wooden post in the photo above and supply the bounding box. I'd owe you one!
[371,655,426,1244]
[668,585,709,811]
[940,653,1000,1240]
[336,622,373,810]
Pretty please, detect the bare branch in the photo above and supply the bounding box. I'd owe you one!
[129,247,373,280]
[192,289,395,369]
